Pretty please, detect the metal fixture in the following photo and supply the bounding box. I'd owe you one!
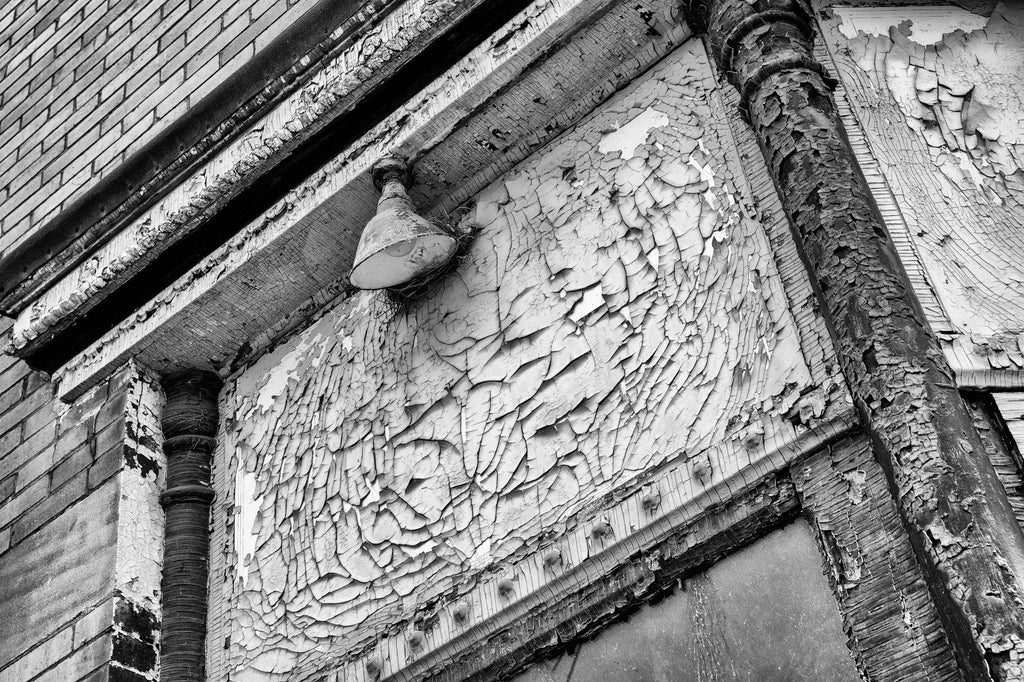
[349,157,457,290]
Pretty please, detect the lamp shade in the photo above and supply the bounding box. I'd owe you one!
[349,176,457,290]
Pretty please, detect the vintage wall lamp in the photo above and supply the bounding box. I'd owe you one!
[349,157,459,290]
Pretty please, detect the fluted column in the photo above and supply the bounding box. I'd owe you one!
[159,370,222,681]
[682,1,1024,678]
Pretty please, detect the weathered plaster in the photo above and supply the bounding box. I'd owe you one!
[215,40,841,680]
[972,395,1024,537]
[993,393,1024,459]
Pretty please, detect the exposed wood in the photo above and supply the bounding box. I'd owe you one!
[796,437,961,681]
[993,393,1024,462]
[970,395,1024,536]
[684,0,1024,677]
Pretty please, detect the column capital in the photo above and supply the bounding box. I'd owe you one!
[682,0,834,119]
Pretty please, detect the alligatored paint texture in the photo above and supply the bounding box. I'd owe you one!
[216,40,827,680]
[826,3,1024,343]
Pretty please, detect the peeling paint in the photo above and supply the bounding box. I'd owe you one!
[113,362,166,681]
[216,40,823,680]
[690,0,1024,677]
[596,106,671,159]
[823,2,1024,338]
[835,6,990,46]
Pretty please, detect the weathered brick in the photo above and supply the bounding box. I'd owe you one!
[0,381,23,416]
[22,402,57,440]
[87,447,122,490]
[35,633,110,682]
[0,473,14,503]
[0,0,313,249]
[15,448,52,492]
[0,418,56,479]
[0,475,47,529]
[0,480,117,666]
[82,665,112,682]
[50,443,93,491]
[10,471,87,544]
[0,381,51,434]
[73,599,114,649]
[60,383,110,430]
[25,369,51,394]
[94,420,125,460]
[0,427,20,460]
[55,423,92,460]
[0,626,73,681]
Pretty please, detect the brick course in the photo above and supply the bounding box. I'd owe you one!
[0,0,320,255]
[0,318,135,681]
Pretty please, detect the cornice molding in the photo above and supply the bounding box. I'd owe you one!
[0,0,397,314]
[42,0,693,400]
[8,0,537,368]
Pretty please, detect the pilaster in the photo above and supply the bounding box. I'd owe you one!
[683,1,1024,677]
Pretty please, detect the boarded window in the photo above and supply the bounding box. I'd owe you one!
[514,520,859,682]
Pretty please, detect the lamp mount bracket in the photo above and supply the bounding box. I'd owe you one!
[371,156,412,191]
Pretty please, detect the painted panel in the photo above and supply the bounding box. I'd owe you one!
[217,39,831,680]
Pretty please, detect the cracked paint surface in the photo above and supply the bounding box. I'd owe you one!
[114,363,166,681]
[218,41,819,680]
[825,3,1024,341]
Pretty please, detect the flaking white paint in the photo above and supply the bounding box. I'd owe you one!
[215,39,829,680]
[597,106,670,159]
[835,6,990,45]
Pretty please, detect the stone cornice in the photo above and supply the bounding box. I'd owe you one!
[0,0,397,315]
[8,0,537,369]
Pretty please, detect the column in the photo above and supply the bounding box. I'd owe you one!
[159,370,222,681]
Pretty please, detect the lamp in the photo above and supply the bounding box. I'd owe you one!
[349,157,458,290]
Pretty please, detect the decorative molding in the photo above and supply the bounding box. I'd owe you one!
[9,0,537,361]
[0,0,403,316]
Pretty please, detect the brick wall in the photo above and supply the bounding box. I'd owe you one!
[0,316,135,681]
[0,0,320,256]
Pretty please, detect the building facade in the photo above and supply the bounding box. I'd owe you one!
[1,0,1024,680]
